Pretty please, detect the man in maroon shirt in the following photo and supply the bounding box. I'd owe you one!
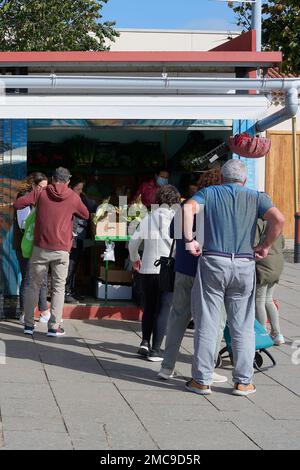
[14,167,89,337]
[132,168,169,208]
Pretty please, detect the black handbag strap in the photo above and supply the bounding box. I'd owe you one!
[169,239,176,259]
[152,214,176,267]
[152,213,175,258]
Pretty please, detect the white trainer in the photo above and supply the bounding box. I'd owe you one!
[158,368,175,380]
[273,334,285,346]
[39,310,51,324]
[212,372,228,383]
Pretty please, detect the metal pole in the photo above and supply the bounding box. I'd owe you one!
[295,214,300,263]
[251,0,262,52]
[292,116,299,214]
[251,0,262,80]
[292,116,300,262]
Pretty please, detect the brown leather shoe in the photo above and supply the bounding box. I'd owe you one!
[185,379,212,395]
[233,383,256,396]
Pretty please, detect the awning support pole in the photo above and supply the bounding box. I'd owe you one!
[292,116,300,262]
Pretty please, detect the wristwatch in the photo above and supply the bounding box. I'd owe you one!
[184,238,195,243]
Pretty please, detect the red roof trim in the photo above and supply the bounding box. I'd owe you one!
[211,30,256,52]
[0,50,282,64]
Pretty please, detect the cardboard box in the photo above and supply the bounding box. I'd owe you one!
[95,214,127,238]
[99,267,132,284]
[96,281,132,300]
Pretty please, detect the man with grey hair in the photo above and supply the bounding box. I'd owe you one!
[183,159,285,396]
[14,167,89,337]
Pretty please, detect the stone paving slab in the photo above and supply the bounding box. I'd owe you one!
[43,363,111,384]
[141,420,260,450]
[102,421,158,450]
[121,389,219,406]
[225,416,300,450]
[3,431,73,450]
[129,401,222,423]
[2,416,66,433]
[0,366,48,384]
[248,385,300,420]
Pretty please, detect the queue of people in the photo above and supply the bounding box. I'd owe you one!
[128,159,285,397]
[13,161,285,397]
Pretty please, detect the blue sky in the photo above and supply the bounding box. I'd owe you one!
[101,0,240,32]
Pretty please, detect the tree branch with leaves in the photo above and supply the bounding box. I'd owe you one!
[228,0,300,74]
[0,0,119,51]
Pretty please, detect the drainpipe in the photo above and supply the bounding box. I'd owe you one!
[0,75,299,132]
[0,75,300,91]
[256,88,299,132]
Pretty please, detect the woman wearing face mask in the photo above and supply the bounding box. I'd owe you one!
[13,172,50,324]
[131,168,170,209]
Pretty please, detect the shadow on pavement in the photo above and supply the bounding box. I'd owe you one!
[0,321,189,392]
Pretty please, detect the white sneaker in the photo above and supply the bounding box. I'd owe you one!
[212,372,228,383]
[39,310,51,324]
[273,334,285,346]
[158,368,175,380]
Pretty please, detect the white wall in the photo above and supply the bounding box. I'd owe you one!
[108,28,240,52]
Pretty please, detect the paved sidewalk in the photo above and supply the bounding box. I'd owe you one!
[0,263,299,450]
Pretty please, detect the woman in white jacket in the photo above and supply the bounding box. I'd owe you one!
[129,185,181,362]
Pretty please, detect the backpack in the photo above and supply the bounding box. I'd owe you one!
[21,208,36,258]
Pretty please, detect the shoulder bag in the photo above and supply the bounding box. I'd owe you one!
[152,214,176,292]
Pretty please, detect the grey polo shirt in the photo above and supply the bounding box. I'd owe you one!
[192,184,274,255]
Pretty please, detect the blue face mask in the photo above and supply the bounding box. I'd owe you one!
[157,176,168,186]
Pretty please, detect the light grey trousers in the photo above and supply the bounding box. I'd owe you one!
[162,272,227,371]
[256,283,281,337]
[191,255,256,386]
[24,247,69,329]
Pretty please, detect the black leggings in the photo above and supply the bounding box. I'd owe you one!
[140,274,172,352]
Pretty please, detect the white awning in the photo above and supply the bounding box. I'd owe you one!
[0,94,270,120]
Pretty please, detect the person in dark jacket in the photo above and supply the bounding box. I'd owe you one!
[65,178,98,304]
[255,218,285,345]
[14,167,89,337]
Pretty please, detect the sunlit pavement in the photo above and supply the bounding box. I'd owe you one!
[0,263,300,450]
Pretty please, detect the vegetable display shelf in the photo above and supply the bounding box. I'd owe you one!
[95,235,131,304]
